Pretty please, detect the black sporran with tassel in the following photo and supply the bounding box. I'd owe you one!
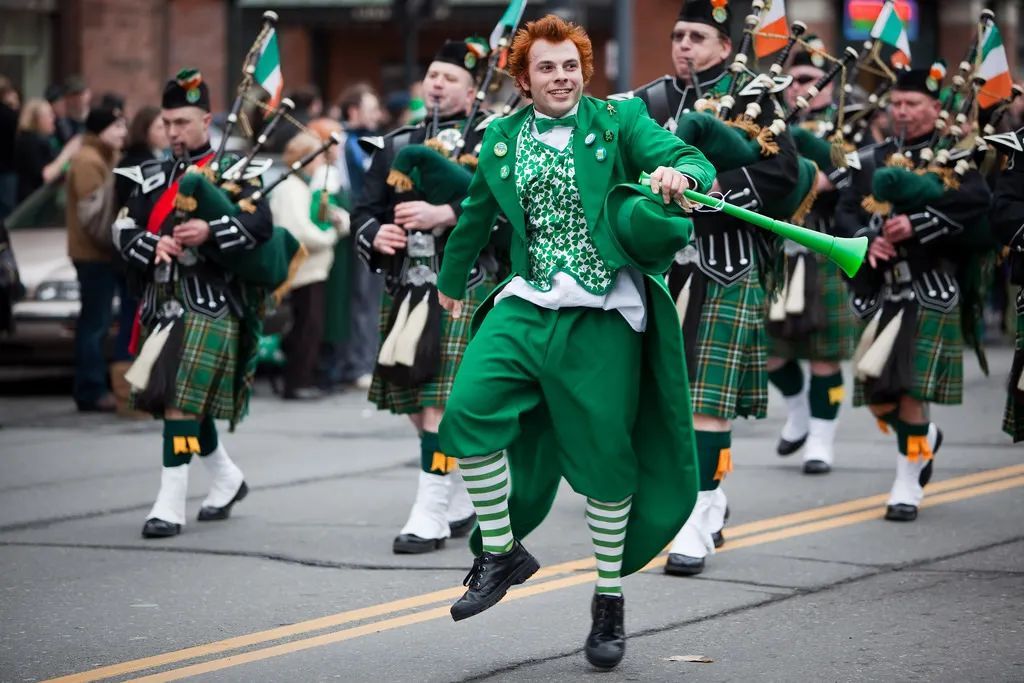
[861,299,917,405]
[767,252,825,340]
[375,284,442,388]
[129,301,186,415]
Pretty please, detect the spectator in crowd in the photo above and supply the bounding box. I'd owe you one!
[98,92,125,111]
[307,117,354,390]
[266,84,323,152]
[270,132,350,400]
[57,75,91,145]
[66,105,127,412]
[0,78,19,220]
[14,98,80,202]
[115,106,168,204]
[337,83,386,389]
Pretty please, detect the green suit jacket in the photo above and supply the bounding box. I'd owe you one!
[437,95,715,299]
[438,96,716,574]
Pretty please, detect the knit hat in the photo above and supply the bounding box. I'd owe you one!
[85,105,123,135]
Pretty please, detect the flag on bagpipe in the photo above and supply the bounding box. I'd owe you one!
[489,0,528,69]
[254,27,283,108]
[976,21,1011,109]
[869,1,911,67]
[754,0,789,58]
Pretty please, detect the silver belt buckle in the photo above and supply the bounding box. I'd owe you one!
[407,232,436,258]
[405,264,437,287]
[893,260,912,284]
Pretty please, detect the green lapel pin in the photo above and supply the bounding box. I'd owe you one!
[494,142,508,158]
[603,130,614,142]
[595,148,607,162]
[584,132,596,146]
[499,164,510,179]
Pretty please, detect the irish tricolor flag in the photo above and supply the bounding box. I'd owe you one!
[754,0,789,58]
[870,1,911,67]
[254,28,283,108]
[976,22,1012,109]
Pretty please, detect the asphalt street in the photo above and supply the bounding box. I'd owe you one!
[0,346,1021,683]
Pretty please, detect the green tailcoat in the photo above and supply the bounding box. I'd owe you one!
[437,96,716,574]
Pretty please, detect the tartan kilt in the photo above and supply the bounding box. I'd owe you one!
[767,255,860,361]
[369,276,497,414]
[131,311,243,422]
[691,268,768,419]
[1003,305,1024,442]
[853,304,963,406]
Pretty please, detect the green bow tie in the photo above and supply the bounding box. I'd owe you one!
[535,114,578,134]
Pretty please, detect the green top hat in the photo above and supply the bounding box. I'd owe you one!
[603,182,694,276]
[386,144,474,205]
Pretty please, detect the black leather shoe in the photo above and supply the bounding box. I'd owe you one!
[777,433,807,456]
[450,541,539,621]
[664,553,704,576]
[142,518,181,538]
[884,503,918,522]
[712,529,725,548]
[585,594,626,670]
[448,513,477,538]
[393,534,445,554]
[197,481,248,522]
[803,459,832,475]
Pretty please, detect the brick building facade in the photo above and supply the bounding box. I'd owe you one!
[2,0,1021,118]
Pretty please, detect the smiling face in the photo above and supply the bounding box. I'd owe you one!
[517,39,584,118]
[671,21,731,82]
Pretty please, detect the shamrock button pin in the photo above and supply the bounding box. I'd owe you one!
[584,132,596,146]
[603,130,614,142]
[494,142,508,158]
[499,164,510,179]
[595,148,607,162]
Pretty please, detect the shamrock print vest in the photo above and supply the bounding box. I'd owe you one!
[514,120,615,295]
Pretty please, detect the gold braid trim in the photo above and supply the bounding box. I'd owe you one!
[237,198,257,214]
[861,195,892,216]
[386,169,414,193]
[173,194,197,212]
[271,244,309,306]
[457,154,479,170]
[791,162,820,226]
[727,115,761,138]
[925,166,960,191]
[828,132,848,169]
[885,153,914,170]
[422,138,447,154]
[755,127,780,156]
[221,181,242,196]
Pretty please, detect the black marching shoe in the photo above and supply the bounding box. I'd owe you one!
[450,541,539,622]
[803,459,832,475]
[712,529,725,548]
[448,513,477,539]
[197,481,249,522]
[393,534,445,554]
[142,518,181,538]
[585,594,626,670]
[884,503,918,522]
[777,433,807,456]
[665,553,704,576]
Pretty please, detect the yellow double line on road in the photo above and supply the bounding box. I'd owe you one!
[47,463,1024,683]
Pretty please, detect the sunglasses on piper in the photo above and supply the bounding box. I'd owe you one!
[792,75,818,85]
[671,30,717,45]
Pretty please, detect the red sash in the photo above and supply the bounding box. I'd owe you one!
[129,151,215,354]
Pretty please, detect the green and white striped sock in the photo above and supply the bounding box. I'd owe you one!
[587,496,632,596]
[459,452,513,554]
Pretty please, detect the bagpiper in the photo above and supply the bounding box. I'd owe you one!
[833,65,992,521]
[435,14,713,669]
[112,70,273,538]
[352,38,504,554]
[766,37,860,474]
[625,0,801,576]
[990,127,1024,442]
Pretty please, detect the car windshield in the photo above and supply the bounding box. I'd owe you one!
[5,181,66,231]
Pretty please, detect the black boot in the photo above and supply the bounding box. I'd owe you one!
[665,553,705,575]
[393,534,445,554]
[777,433,807,456]
[142,518,181,538]
[448,513,477,538]
[450,541,539,621]
[884,503,918,522]
[197,481,249,521]
[585,594,626,669]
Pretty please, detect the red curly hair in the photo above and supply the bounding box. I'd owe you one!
[506,14,595,97]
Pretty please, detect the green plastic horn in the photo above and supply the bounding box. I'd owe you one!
[639,172,868,278]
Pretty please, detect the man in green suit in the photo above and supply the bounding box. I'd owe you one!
[435,15,714,670]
